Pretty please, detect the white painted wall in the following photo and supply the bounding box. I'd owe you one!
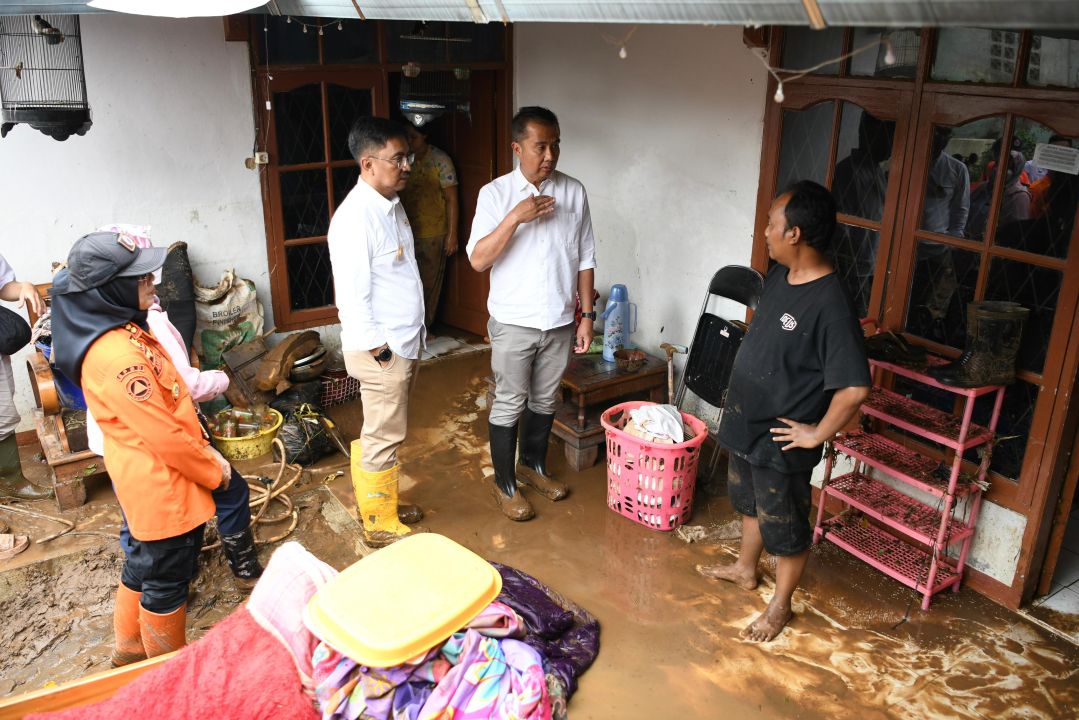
[514,23,767,360]
[0,15,266,431]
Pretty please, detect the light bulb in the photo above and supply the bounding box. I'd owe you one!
[286,16,291,23]
[884,40,896,66]
[318,26,324,35]
[773,82,785,103]
[618,46,627,60]
[302,24,308,33]
[337,21,343,30]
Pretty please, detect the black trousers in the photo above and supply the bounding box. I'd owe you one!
[120,523,205,613]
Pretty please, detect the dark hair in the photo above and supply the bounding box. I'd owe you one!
[512,106,559,142]
[782,180,837,253]
[347,116,408,163]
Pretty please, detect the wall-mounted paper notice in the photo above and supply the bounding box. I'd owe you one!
[1033,142,1079,175]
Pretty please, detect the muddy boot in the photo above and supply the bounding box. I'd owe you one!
[516,409,568,501]
[0,433,52,500]
[350,440,420,548]
[398,502,424,524]
[111,583,147,667]
[351,440,423,524]
[140,603,187,659]
[220,527,263,591]
[489,422,534,521]
[929,301,1030,387]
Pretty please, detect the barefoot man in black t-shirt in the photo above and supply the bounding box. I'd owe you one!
[697,180,871,642]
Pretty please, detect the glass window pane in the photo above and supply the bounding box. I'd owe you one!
[286,242,334,310]
[781,26,843,76]
[448,22,506,63]
[932,28,1020,84]
[921,118,1003,238]
[261,15,320,65]
[904,241,980,348]
[273,84,325,166]
[850,28,920,79]
[985,258,1061,375]
[833,224,879,318]
[995,121,1076,259]
[776,102,834,193]
[327,86,372,162]
[970,379,1038,481]
[833,103,895,222]
[280,170,329,239]
[1027,31,1079,89]
[323,19,378,64]
[385,20,449,64]
[332,166,359,211]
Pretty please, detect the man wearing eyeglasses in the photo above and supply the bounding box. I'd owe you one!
[327,116,426,547]
[467,106,598,521]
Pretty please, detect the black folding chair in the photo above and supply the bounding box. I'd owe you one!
[674,265,764,475]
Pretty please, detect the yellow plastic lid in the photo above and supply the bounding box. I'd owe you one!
[303,533,502,668]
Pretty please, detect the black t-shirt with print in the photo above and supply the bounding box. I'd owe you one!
[716,265,871,473]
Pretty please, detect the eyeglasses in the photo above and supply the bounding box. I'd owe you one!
[365,152,414,170]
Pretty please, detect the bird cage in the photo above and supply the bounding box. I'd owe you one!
[399,70,471,128]
[0,14,91,141]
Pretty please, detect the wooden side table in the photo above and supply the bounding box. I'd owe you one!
[555,353,667,470]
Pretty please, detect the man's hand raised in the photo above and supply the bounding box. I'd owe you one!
[511,195,555,225]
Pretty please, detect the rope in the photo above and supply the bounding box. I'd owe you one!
[201,438,304,551]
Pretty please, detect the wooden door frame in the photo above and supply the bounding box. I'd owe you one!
[752,26,1079,607]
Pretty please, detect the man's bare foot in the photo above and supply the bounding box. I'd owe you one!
[740,602,793,643]
[695,562,758,591]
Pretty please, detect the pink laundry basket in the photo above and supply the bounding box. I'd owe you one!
[600,401,709,532]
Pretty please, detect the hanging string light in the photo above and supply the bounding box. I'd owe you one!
[282,16,345,34]
[751,34,896,103]
[601,25,637,60]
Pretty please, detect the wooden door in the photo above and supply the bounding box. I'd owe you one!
[439,69,509,336]
[260,69,385,329]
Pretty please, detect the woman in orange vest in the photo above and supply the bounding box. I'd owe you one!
[50,232,230,666]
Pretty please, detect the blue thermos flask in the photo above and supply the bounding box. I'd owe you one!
[601,284,637,362]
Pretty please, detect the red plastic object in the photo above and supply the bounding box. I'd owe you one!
[600,401,708,532]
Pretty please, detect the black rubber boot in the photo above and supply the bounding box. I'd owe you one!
[517,409,568,501]
[928,302,1030,387]
[488,422,534,521]
[220,527,263,591]
[0,434,52,500]
[156,241,197,353]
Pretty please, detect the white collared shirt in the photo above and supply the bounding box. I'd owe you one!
[328,178,425,359]
[467,167,597,330]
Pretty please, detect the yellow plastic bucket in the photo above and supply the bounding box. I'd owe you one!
[212,408,283,461]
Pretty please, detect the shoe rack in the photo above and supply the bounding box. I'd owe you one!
[812,357,1004,610]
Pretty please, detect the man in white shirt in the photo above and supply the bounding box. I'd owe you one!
[328,116,426,547]
[467,106,597,521]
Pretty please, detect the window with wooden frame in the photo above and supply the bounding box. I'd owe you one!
[754,28,1079,559]
[247,16,509,331]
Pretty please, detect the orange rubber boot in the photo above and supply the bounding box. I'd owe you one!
[139,603,187,658]
[111,584,147,667]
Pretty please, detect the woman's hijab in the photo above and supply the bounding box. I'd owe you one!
[50,271,147,386]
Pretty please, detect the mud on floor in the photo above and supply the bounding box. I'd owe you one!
[0,486,366,698]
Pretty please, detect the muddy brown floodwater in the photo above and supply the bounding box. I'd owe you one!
[1,348,1077,719]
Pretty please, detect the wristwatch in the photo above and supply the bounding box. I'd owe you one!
[581,311,597,320]
[375,346,393,362]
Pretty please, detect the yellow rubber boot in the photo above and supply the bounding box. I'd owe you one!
[351,440,413,548]
[351,440,423,524]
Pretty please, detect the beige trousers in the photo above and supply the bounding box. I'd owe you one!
[343,350,418,472]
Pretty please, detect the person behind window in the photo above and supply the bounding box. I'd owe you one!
[922,127,970,237]
[399,121,460,339]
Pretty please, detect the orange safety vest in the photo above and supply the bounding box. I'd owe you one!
[81,323,220,541]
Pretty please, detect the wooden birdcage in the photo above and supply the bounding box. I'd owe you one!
[0,14,91,141]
